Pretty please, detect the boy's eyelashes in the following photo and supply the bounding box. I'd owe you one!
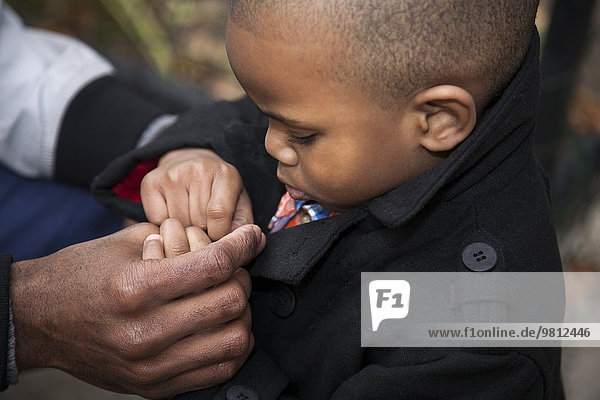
[284,129,317,145]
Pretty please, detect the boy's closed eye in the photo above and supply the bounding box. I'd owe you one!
[284,129,317,145]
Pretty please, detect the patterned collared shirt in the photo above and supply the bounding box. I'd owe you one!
[268,192,338,233]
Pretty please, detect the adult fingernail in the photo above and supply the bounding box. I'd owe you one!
[146,233,163,243]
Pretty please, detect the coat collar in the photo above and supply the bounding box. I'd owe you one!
[250,208,369,285]
[369,30,541,228]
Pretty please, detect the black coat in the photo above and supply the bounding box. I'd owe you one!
[94,32,564,400]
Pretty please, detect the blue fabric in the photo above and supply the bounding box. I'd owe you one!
[268,197,306,233]
[0,165,123,261]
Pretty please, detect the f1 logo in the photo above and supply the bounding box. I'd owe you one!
[369,280,411,331]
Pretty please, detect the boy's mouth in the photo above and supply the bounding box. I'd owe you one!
[285,184,311,201]
[277,168,312,201]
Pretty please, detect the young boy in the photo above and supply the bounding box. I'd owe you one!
[93,0,564,398]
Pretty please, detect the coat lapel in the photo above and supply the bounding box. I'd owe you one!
[249,208,369,285]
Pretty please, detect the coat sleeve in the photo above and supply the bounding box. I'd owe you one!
[0,3,166,186]
[91,96,280,225]
[0,254,12,391]
[0,3,112,179]
[54,76,165,187]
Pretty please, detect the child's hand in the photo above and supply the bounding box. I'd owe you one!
[142,218,212,259]
[141,148,253,241]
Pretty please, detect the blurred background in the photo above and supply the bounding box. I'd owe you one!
[3,0,600,398]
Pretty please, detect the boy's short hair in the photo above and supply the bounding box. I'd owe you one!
[229,0,539,110]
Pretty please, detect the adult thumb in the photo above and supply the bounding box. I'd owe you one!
[209,224,266,271]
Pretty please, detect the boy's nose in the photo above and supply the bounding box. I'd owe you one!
[265,126,299,166]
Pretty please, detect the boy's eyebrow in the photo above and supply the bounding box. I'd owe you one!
[259,108,318,130]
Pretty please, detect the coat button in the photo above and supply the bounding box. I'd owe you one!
[462,242,497,271]
[226,384,260,400]
[269,286,296,318]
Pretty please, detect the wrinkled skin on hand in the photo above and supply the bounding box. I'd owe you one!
[10,223,265,399]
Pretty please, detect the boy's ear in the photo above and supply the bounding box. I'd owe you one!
[412,85,477,152]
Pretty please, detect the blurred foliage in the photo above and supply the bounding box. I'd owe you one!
[8,0,243,100]
[8,0,573,104]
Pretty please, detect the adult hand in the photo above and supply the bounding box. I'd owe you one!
[10,222,266,399]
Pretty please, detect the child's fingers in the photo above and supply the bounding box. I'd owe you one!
[185,226,212,251]
[141,176,169,225]
[231,190,254,231]
[206,170,244,241]
[165,186,192,227]
[142,234,165,260]
[160,218,191,258]
[189,182,211,231]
